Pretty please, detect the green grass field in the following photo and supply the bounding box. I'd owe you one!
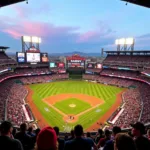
[29,80,124,131]
[54,98,91,115]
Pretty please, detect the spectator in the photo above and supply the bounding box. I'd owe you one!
[114,133,136,150]
[147,129,150,140]
[128,131,134,138]
[103,126,121,150]
[97,130,111,149]
[53,126,65,150]
[33,128,41,144]
[86,132,92,139]
[27,126,35,137]
[36,126,57,150]
[67,130,75,141]
[0,121,23,150]
[64,124,97,150]
[12,128,17,138]
[95,129,104,144]
[64,133,69,141]
[86,132,96,148]
[131,122,150,150]
[15,123,33,150]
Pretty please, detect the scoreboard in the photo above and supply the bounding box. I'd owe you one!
[66,54,85,69]
[87,63,103,69]
[67,60,85,68]
[16,52,49,63]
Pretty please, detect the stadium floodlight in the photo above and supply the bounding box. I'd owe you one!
[23,36,31,42]
[119,38,126,45]
[115,39,119,45]
[115,37,135,51]
[39,38,42,43]
[32,37,41,43]
[125,38,134,45]
[22,36,42,52]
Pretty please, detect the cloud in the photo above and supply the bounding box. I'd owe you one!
[3,29,22,39]
[11,2,51,18]
[0,5,117,53]
[134,34,150,49]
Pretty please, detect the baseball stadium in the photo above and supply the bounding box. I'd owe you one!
[0,34,150,132]
[0,0,150,150]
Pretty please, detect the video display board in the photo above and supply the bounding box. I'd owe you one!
[17,52,25,63]
[96,63,102,69]
[50,62,57,68]
[41,53,49,62]
[58,63,65,68]
[26,53,40,63]
[87,63,95,68]
[67,60,85,68]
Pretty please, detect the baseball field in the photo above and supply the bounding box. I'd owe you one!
[26,80,124,131]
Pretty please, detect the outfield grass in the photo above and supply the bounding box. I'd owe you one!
[54,98,91,115]
[29,80,124,131]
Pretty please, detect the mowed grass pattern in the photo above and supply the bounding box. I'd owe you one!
[54,98,91,115]
[29,81,124,131]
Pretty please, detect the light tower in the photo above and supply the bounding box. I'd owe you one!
[115,38,134,51]
[21,36,41,52]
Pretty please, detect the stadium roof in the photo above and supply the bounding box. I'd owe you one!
[121,0,150,8]
[0,46,9,50]
[0,0,25,7]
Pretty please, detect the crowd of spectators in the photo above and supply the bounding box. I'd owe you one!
[0,80,27,126]
[0,66,10,72]
[101,69,139,78]
[113,89,142,128]
[83,74,135,87]
[0,51,16,65]
[15,68,50,74]
[141,68,150,74]
[0,73,69,125]
[83,74,150,128]
[20,74,69,84]
[85,68,101,73]
[100,69,150,83]
[0,121,150,150]
[103,55,150,67]
[6,82,28,126]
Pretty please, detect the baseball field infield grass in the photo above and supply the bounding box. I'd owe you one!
[53,98,91,115]
[29,80,124,131]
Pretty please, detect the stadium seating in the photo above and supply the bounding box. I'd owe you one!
[83,73,150,128]
[0,50,149,132]
[0,51,16,65]
[0,73,69,126]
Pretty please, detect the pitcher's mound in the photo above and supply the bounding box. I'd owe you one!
[69,104,76,108]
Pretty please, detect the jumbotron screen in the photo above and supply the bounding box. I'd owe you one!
[26,53,40,63]
[67,60,85,68]
[58,63,65,68]
[96,63,102,69]
[50,62,57,68]
[41,53,49,62]
[17,52,25,63]
[87,63,95,68]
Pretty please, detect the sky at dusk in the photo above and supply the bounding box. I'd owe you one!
[0,0,150,53]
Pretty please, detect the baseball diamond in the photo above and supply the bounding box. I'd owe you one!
[26,80,124,131]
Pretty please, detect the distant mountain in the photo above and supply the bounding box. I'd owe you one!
[6,51,104,57]
[49,51,102,57]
